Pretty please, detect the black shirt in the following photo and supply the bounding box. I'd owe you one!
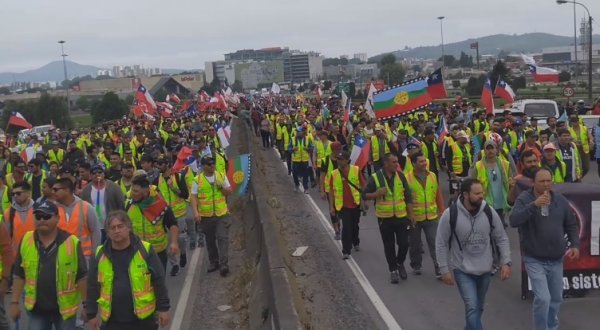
[31,174,43,201]
[107,167,122,182]
[106,244,136,322]
[13,229,87,314]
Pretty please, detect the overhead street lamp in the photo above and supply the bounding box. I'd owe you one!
[58,40,71,113]
[557,0,593,103]
[437,16,445,66]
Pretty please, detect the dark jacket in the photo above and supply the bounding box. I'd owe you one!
[86,233,170,321]
[81,180,126,218]
[510,189,580,260]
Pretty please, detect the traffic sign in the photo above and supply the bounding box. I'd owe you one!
[562,86,575,97]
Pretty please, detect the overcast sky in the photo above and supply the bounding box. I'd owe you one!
[1,0,598,72]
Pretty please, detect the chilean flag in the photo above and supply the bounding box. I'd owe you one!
[527,65,559,83]
[135,84,157,115]
[494,79,516,103]
[8,112,32,129]
[342,97,351,136]
[172,146,195,173]
[481,77,494,115]
[426,68,447,99]
[436,115,449,146]
[350,134,370,169]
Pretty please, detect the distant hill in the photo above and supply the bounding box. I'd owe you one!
[0,60,104,84]
[370,33,600,62]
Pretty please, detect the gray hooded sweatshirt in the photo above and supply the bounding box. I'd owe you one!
[435,199,511,275]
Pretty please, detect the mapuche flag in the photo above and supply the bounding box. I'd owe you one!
[227,154,251,197]
[372,78,432,119]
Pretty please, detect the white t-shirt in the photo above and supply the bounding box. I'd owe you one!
[191,174,231,194]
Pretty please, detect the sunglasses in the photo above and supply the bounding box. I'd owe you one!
[35,213,53,221]
[92,170,104,174]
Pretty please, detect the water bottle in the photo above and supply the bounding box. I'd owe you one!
[540,205,549,217]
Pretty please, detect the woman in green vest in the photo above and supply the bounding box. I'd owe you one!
[87,210,171,330]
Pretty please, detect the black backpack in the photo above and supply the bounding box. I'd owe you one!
[448,203,495,252]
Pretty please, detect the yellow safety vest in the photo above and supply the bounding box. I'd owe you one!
[451,143,471,175]
[21,231,80,319]
[554,143,582,180]
[276,123,285,141]
[0,188,9,213]
[543,161,567,184]
[569,126,590,154]
[195,172,228,217]
[372,171,408,218]
[291,137,311,163]
[127,205,168,253]
[370,136,390,162]
[26,170,47,195]
[157,175,188,219]
[315,140,331,168]
[0,216,3,275]
[95,241,156,322]
[474,159,510,209]
[47,149,65,164]
[405,171,438,222]
[331,165,361,211]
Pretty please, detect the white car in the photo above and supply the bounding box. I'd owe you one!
[18,124,55,141]
[510,99,560,130]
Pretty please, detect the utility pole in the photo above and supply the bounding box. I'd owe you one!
[58,40,71,113]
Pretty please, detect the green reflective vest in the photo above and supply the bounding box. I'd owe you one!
[372,171,408,219]
[405,171,438,221]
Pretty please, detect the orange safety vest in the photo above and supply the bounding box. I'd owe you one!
[5,207,35,251]
[57,201,93,256]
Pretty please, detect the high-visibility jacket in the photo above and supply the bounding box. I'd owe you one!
[5,173,24,191]
[20,231,80,320]
[0,216,3,275]
[5,206,34,250]
[25,171,47,195]
[405,171,438,221]
[542,161,567,184]
[195,172,228,217]
[0,187,10,213]
[98,153,110,169]
[215,152,227,174]
[291,137,311,162]
[554,143,582,181]
[569,126,590,154]
[127,203,168,253]
[314,140,331,168]
[117,179,131,196]
[450,143,472,175]
[47,149,65,164]
[473,120,490,134]
[331,165,361,211]
[322,157,336,193]
[282,127,292,149]
[370,136,390,162]
[474,159,510,210]
[157,174,188,219]
[4,163,12,175]
[421,141,439,170]
[275,123,285,141]
[372,171,408,219]
[95,240,156,322]
[57,201,93,256]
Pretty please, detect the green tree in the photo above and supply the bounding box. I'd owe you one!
[153,88,169,103]
[466,74,487,96]
[124,94,134,105]
[511,76,526,90]
[438,55,458,67]
[490,60,510,89]
[379,64,406,86]
[91,92,128,124]
[459,52,473,68]
[76,96,90,111]
[36,93,72,129]
[380,54,397,67]
[323,80,333,91]
[231,80,244,93]
[0,87,10,95]
[558,71,571,83]
[348,82,356,98]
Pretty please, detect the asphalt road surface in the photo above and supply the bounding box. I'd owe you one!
[3,244,202,330]
[302,161,600,330]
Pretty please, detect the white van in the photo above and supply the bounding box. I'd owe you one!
[510,99,560,130]
[18,124,55,140]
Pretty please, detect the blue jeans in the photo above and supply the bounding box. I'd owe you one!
[523,256,564,330]
[453,269,491,330]
[27,311,76,330]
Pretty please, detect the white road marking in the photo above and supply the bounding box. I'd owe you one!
[169,247,203,330]
[305,195,402,330]
[273,147,401,329]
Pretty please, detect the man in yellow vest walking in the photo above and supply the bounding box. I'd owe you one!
[190,156,233,276]
[328,151,365,259]
[363,153,415,284]
[406,152,445,278]
[86,210,171,330]
[10,200,88,329]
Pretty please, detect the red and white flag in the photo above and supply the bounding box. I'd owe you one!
[527,65,559,83]
[481,77,495,115]
[135,84,157,115]
[350,135,371,169]
[8,112,32,129]
[199,90,210,102]
[494,80,516,103]
[169,93,181,104]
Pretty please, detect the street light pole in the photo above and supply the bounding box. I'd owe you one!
[437,16,445,66]
[58,40,71,113]
[557,0,593,103]
[573,3,578,81]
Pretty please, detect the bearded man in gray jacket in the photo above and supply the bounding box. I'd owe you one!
[436,178,512,330]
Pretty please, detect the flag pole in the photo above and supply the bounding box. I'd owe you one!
[476,43,480,69]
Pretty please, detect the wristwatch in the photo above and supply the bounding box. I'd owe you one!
[505,261,513,267]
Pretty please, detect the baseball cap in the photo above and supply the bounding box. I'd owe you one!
[514,119,523,126]
[91,164,105,173]
[33,200,59,216]
[406,143,420,150]
[484,140,496,149]
[543,143,557,151]
[456,130,469,139]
